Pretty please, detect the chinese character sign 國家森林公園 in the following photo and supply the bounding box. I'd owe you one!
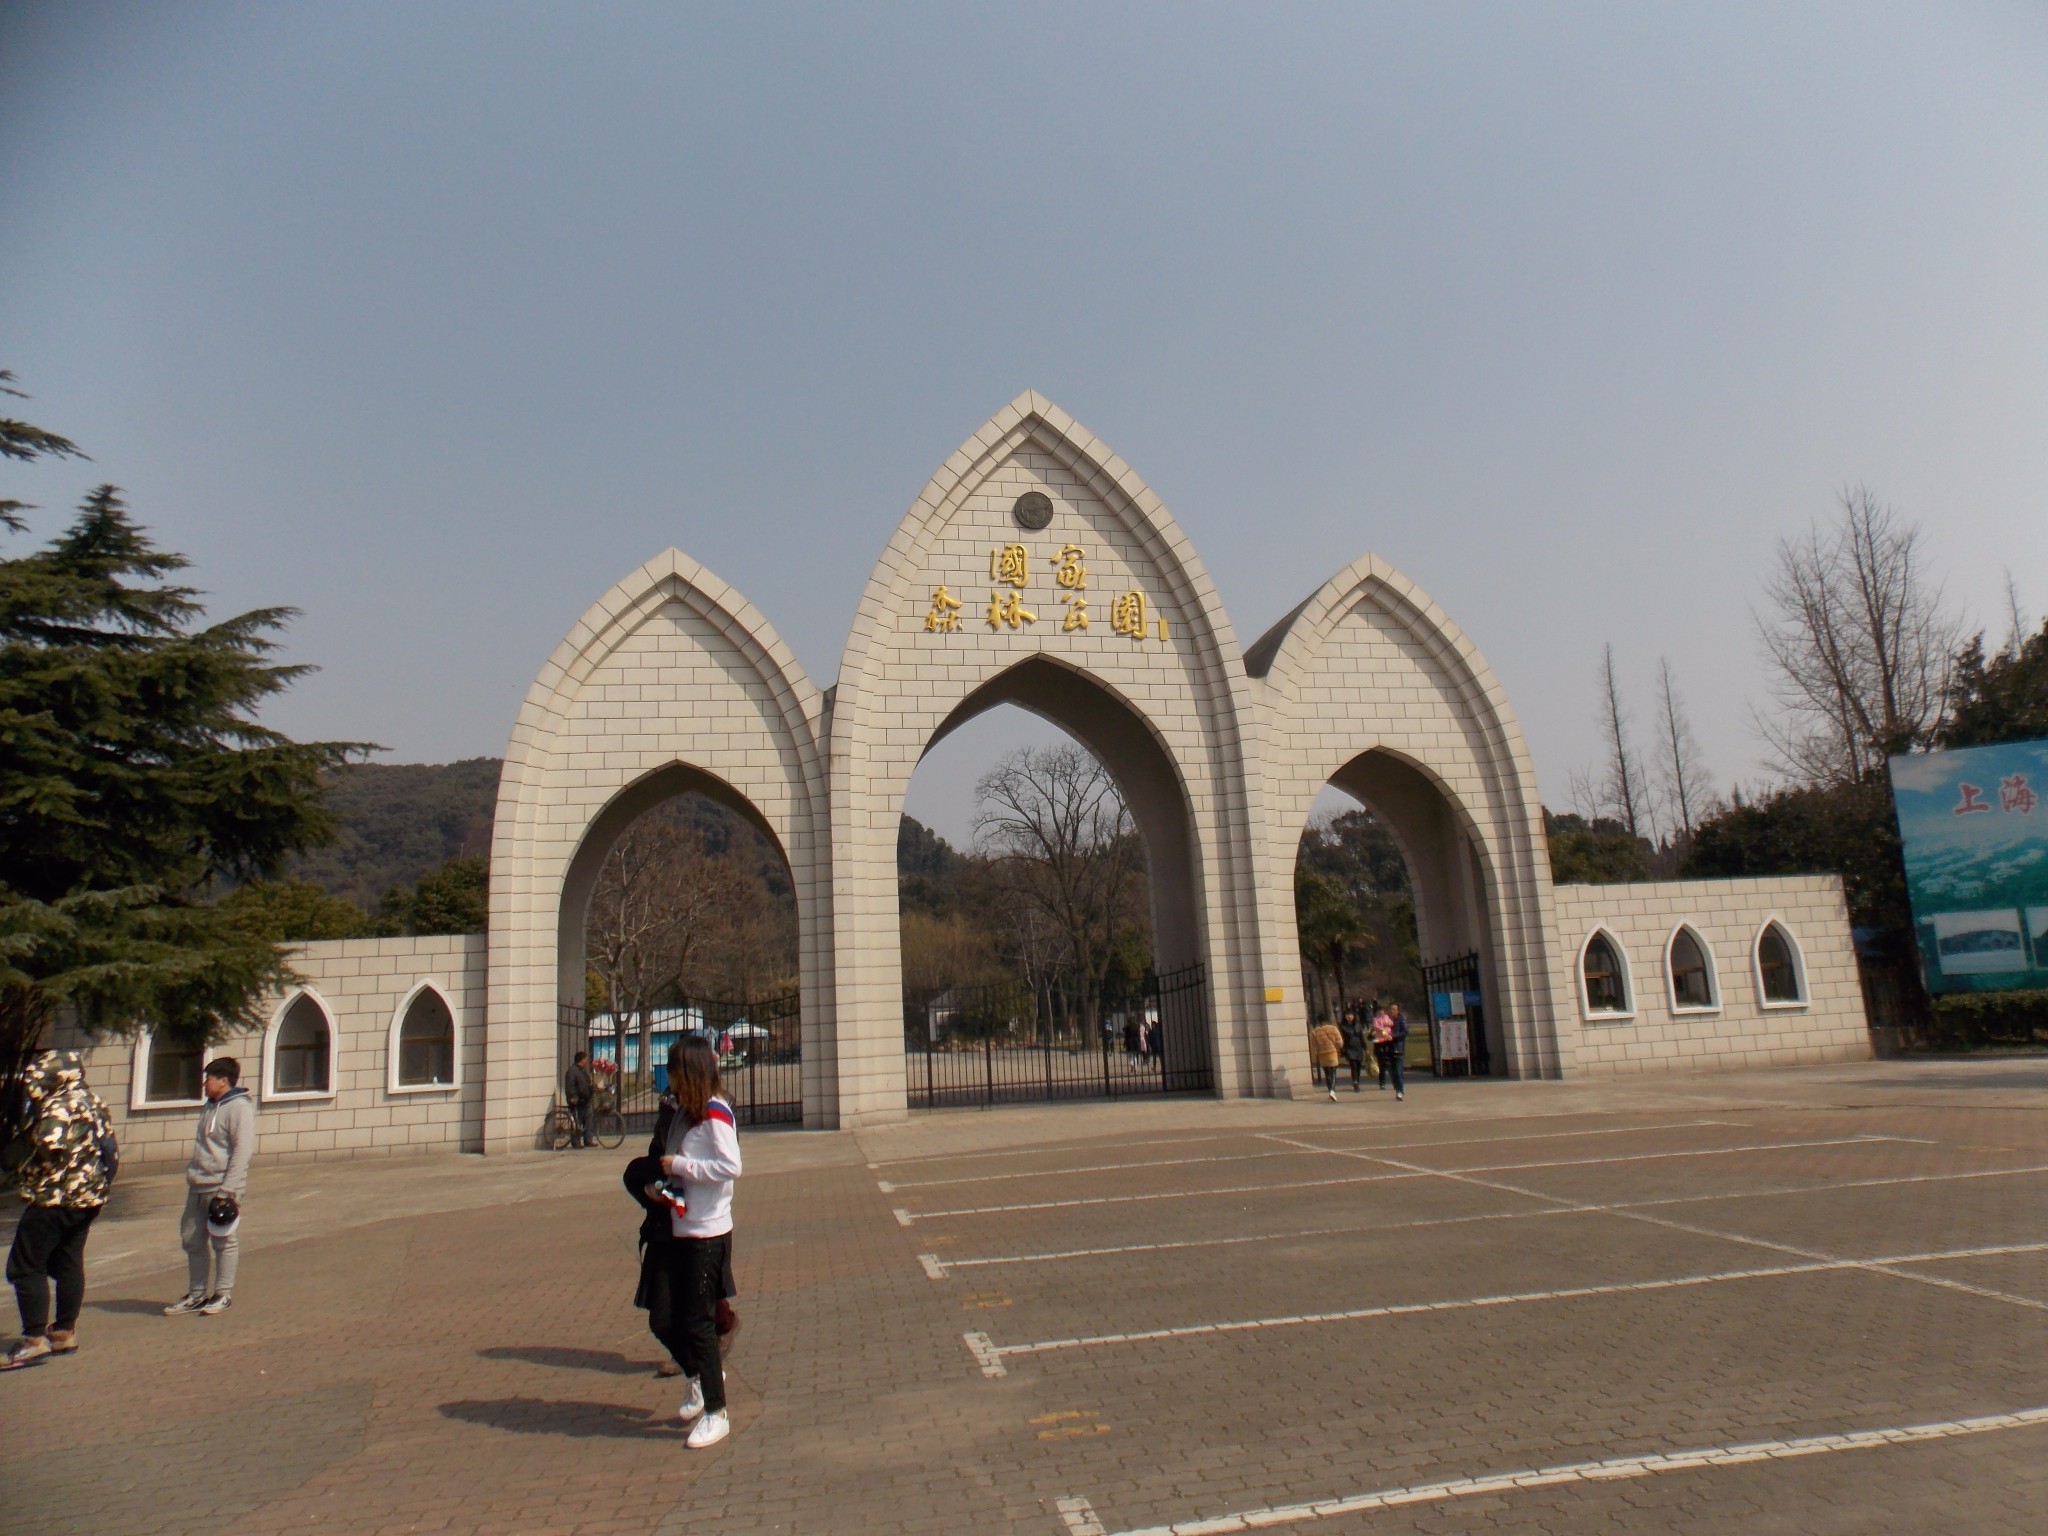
[920,540,1172,643]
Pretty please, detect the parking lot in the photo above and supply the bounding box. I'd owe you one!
[5,1060,2046,1534]
[874,1072,2048,1534]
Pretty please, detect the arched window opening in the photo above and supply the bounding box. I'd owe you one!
[396,987,456,1088]
[1757,923,1806,1004]
[1582,930,1630,1016]
[140,1034,204,1105]
[1667,927,1717,1011]
[271,993,333,1095]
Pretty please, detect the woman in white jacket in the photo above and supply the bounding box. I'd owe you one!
[656,1035,741,1448]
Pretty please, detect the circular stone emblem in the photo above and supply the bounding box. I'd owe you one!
[1011,492,1054,531]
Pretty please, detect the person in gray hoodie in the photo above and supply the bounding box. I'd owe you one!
[164,1057,255,1317]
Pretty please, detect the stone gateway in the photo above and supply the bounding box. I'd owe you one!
[68,394,1873,1162]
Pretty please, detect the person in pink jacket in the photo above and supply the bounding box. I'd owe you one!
[655,1035,742,1448]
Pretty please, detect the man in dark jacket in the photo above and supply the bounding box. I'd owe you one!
[563,1052,595,1149]
[4,1051,116,1370]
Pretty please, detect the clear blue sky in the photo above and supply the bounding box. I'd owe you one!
[5,3,2045,846]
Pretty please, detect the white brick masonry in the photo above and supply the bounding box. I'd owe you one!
[1549,877,1871,1073]
[53,934,486,1168]
[136,393,1860,1157]
[1243,555,1566,1089]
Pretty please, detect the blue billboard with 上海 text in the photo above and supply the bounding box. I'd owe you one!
[1890,739,2048,994]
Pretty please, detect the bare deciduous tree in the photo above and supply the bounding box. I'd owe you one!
[1599,644,1649,838]
[1756,486,1961,785]
[586,809,740,1080]
[1654,657,1711,841]
[973,743,1148,1029]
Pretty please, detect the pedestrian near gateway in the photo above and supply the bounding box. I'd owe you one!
[1308,1017,1343,1100]
[4,1051,117,1370]
[1338,1006,1368,1093]
[1372,1003,1409,1100]
[165,1058,254,1317]
[563,1050,595,1149]
[655,1035,742,1448]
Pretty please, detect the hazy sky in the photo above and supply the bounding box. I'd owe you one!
[5,2,2045,847]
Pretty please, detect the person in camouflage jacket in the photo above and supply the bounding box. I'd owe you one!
[4,1050,116,1370]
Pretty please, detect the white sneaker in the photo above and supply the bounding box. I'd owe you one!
[1327,1088,1337,1101]
[163,1292,207,1316]
[198,1293,232,1316]
[677,1376,705,1424]
[686,1408,730,1448]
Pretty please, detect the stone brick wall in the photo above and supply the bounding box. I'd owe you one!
[487,550,829,1149]
[1245,555,1565,1088]
[53,934,486,1168]
[1549,877,1871,1073]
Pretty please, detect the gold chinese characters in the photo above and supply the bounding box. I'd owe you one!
[920,542,1169,642]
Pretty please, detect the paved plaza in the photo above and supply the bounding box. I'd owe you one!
[5,1059,2047,1535]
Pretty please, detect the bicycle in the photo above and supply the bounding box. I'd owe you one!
[546,1090,625,1151]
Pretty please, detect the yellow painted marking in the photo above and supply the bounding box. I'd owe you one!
[1029,1411,1092,1425]
[1265,987,1285,1003]
[1038,1424,1113,1441]
[961,1292,1012,1310]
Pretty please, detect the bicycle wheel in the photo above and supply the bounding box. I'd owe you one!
[545,1110,572,1151]
[594,1108,626,1149]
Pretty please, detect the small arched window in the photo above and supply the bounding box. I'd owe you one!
[1667,926,1718,1011]
[269,992,334,1097]
[394,985,457,1089]
[1581,930,1631,1016]
[137,1032,205,1107]
[1757,922,1806,1005]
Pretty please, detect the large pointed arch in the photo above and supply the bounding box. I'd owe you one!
[827,391,1273,1118]
[486,549,832,1147]
[1246,553,1566,1081]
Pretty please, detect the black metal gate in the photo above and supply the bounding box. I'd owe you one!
[1419,951,1490,1077]
[560,992,803,1129]
[903,962,1214,1110]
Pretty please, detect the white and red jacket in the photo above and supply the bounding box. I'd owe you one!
[661,1097,741,1238]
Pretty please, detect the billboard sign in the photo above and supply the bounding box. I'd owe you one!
[1890,739,2048,994]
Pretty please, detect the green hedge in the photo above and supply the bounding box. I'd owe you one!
[1928,990,2048,1047]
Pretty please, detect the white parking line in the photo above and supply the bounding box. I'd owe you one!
[1055,1404,2048,1535]
[897,1168,1422,1223]
[868,1131,1258,1169]
[878,1149,1314,1193]
[920,1159,2048,1276]
[962,1239,2048,1374]
[883,1119,1736,1192]
[1265,1133,2048,1322]
[899,1135,1912,1223]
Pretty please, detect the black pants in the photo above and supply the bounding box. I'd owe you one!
[569,1100,593,1147]
[657,1233,732,1411]
[8,1204,100,1335]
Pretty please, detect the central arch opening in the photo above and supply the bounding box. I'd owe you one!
[898,656,1214,1106]
[556,764,802,1127]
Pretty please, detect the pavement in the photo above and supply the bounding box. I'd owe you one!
[3,1057,2047,1535]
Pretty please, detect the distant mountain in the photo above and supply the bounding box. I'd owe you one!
[292,767,1019,914]
[292,758,502,907]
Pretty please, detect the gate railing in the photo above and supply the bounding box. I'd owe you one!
[903,962,1214,1110]
[1419,951,1489,1077]
[560,993,803,1128]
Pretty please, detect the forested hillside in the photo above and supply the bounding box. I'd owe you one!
[291,758,502,906]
